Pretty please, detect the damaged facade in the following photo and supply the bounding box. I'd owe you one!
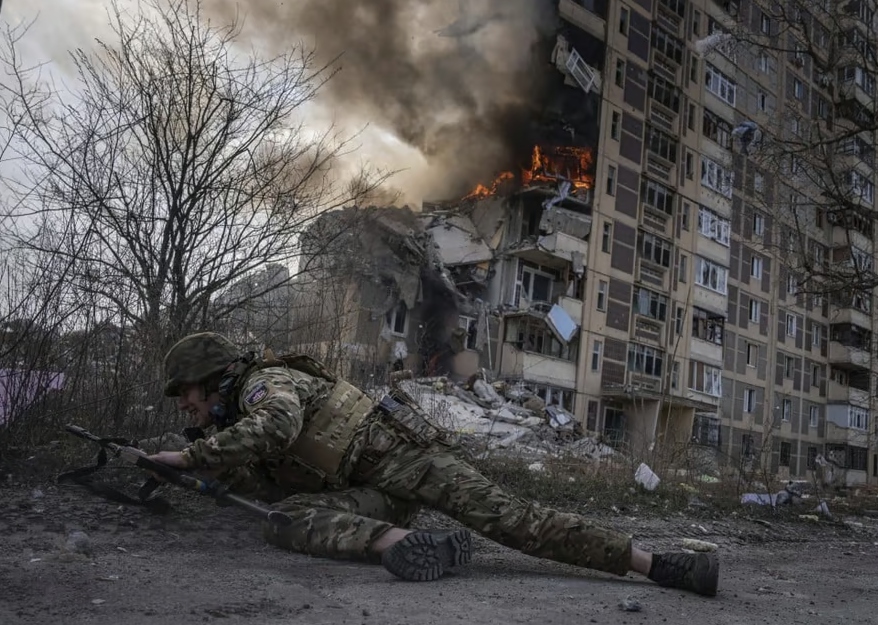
[269,0,878,485]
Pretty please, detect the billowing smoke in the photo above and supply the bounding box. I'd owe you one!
[210,0,558,204]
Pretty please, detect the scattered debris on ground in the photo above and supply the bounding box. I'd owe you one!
[378,373,617,464]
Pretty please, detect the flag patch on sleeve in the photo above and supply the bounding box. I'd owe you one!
[244,381,268,406]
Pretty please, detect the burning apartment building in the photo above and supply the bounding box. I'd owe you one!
[269,0,878,483]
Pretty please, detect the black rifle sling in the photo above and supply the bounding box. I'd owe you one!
[57,436,170,513]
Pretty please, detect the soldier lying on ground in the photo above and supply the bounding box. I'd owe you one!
[147,332,719,596]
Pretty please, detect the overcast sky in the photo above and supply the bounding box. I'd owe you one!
[0,1,432,207]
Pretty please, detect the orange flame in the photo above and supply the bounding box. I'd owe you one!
[461,144,594,201]
[462,171,515,200]
[521,145,594,190]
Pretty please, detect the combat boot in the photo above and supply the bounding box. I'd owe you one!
[381,528,473,582]
[647,552,719,596]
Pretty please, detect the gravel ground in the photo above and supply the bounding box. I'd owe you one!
[2,479,878,625]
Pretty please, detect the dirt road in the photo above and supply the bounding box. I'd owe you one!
[2,482,877,624]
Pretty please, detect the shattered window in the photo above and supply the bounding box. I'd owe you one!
[458,316,478,350]
[386,301,408,336]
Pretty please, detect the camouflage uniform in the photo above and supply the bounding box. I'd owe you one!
[162,333,718,596]
[172,354,632,576]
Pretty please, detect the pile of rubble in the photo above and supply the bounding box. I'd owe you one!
[384,371,616,463]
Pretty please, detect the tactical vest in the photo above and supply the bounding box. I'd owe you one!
[230,350,377,485]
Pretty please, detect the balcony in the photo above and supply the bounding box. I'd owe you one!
[556,295,583,324]
[499,343,577,388]
[636,258,671,290]
[510,230,590,271]
[691,338,723,367]
[829,305,872,329]
[825,421,870,447]
[558,0,606,41]
[826,379,870,406]
[828,341,872,370]
[830,220,873,252]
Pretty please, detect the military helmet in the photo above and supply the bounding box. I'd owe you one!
[163,332,241,397]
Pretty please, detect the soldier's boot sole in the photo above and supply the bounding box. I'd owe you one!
[381,529,473,582]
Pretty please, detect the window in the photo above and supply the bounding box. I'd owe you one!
[807,446,819,470]
[649,74,681,112]
[688,361,722,396]
[628,343,665,377]
[785,355,795,377]
[646,126,678,163]
[757,90,768,112]
[812,324,822,346]
[702,109,732,148]
[705,63,736,106]
[597,280,607,311]
[787,273,798,295]
[760,13,770,34]
[744,388,756,412]
[757,52,770,73]
[850,406,869,430]
[685,151,694,179]
[793,78,804,100]
[811,364,820,386]
[651,25,684,64]
[675,306,684,335]
[601,222,612,253]
[515,263,554,306]
[615,59,625,87]
[749,298,760,322]
[591,339,602,371]
[838,65,876,95]
[809,406,819,428]
[753,212,765,236]
[678,254,688,282]
[747,343,758,366]
[606,165,617,196]
[639,232,673,267]
[846,170,875,204]
[697,206,730,246]
[619,7,629,35]
[751,256,763,279]
[692,414,720,447]
[692,307,724,345]
[786,313,797,337]
[458,316,478,350]
[633,287,669,321]
[641,178,676,214]
[695,256,729,294]
[780,442,791,467]
[611,111,621,140]
[782,398,792,421]
[680,203,690,230]
[671,361,680,389]
[701,156,734,198]
[754,173,764,194]
[386,301,408,336]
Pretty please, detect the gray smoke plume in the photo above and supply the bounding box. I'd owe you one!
[210,0,558,204]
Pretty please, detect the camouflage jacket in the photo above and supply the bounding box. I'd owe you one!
[181,366,334,471]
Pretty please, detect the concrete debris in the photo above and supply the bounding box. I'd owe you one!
[634,463,660,491]
[64,531,92,557]
[619,596,642,612]
[385,377,618,461]
[681,538,718,552]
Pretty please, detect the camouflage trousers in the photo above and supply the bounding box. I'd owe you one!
[259,439,633,576]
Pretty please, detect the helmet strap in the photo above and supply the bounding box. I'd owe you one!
[209,352,256,429]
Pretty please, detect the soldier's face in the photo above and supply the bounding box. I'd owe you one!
[177,384,221,428]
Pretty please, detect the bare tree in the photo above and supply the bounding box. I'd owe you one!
[0,0,391,354]
[702,1,878,306]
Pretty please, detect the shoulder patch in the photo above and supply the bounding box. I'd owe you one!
[244,381,269,406]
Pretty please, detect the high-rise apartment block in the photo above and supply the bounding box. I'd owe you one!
[562,0,876,485]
